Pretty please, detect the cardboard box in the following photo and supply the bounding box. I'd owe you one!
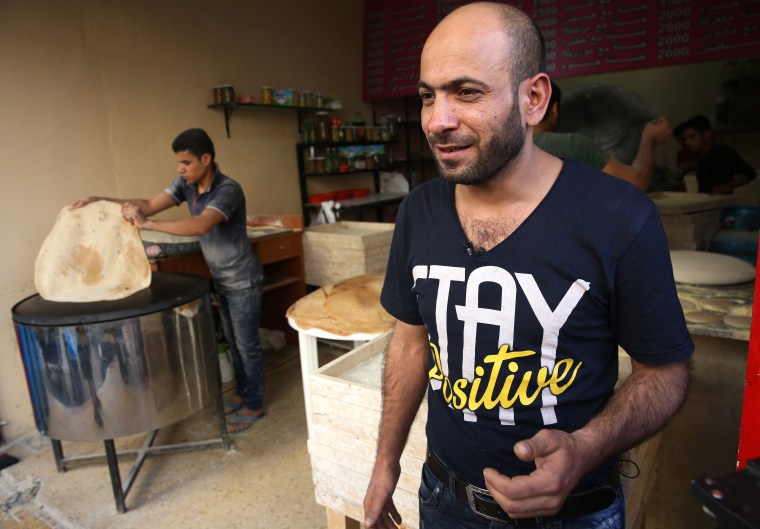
[308,331,425,528]
[648,192,738,250]
[302,221,394,286]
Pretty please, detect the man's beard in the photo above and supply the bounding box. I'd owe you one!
[430,99,525,186]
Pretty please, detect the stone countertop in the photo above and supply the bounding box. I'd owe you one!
[677,281,755,341]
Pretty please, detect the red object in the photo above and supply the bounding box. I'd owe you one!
[334,189,354,200]
[308,192,336,204]
[738,234,760,470]
[352,188,370,198]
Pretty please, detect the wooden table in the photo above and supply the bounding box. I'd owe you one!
[148,216,306,343]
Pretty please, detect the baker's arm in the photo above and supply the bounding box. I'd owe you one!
[72,191,176,217]
[484,357,690,518]
[711,173,754,195]
[123,203,224,236]
[603,117,672,191]
[364,321,430,529]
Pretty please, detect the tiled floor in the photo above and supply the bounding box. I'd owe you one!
[0,334,749,529]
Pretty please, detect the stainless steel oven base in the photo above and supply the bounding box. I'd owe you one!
[50,392,230,513]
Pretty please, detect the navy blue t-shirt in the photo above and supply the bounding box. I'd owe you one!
[164,167,260,292]
[381,159,693,488]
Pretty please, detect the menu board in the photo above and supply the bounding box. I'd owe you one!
[363,0,760,101]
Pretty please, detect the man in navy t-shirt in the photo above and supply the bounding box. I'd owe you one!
[73,128,266,435]
[363,4,692,529]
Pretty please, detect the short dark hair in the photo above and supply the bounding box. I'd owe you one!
[684,115,712,133]
[672,121,687,138]
[493,3,546,89]
[540,81,562,123]
[172,128,215,162]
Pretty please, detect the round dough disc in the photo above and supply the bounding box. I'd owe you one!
[670,251,756,286]
[684,311,724,324]
[701,298,739,312]
[724,314,752,328]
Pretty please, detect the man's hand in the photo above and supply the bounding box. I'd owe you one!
[71,196,100,209]
[643,116,672,146]
[483,429,590,518]
[121,203,149,228]
[363,462,402,529]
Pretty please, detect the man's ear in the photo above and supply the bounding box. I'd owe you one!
[201,153,212,167]
[525,74,551,127]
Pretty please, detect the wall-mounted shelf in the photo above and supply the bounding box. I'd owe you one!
[207,102,336,138]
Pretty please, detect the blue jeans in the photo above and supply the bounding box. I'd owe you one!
[419,463,625,529]
[216,277,264,410]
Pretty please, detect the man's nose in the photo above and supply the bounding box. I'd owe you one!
[424,96,459,135]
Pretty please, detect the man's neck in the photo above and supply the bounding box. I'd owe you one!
[197,165,216,194]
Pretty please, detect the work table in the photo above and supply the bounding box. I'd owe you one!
[142,217,306,343]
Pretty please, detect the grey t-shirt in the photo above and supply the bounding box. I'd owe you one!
[164,167,260,291]
[534,131,610,171]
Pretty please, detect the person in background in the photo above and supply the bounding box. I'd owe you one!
[671,120,701,179]
[363,3,692,528]
[73,128,266,435]
[533,81,672,191]
[679,114,757,194]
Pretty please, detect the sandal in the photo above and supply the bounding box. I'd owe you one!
[223,401,243,415]
[227,413,266,434]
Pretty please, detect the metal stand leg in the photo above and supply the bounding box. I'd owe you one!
[104,439,126,513]
[50,439,66,473]
[215,390,231,450]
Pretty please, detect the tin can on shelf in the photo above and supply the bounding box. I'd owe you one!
[261,86,274,105]
[214,84,234,104]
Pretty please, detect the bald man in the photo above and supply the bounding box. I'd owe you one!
[363,3,692,528]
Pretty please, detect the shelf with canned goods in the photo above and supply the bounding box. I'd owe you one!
[298,142,394,176]
[207,102,330,138]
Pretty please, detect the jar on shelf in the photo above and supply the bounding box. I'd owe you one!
[314,157,326,174]
[342,125,354,142]
[331,117,342,142]
[214,84,234,104]
[301,115,316,144]
[261,86,274,104]
[315,112,331,143]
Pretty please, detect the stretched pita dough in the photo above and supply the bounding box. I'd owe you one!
[670,250,756,286]
[34,201,151,302]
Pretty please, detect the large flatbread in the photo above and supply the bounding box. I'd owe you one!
[670,250,756,286]
[286,274,394,336]
[34,201,151,302]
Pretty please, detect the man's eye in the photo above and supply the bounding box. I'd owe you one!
[418,92,434,105]
[459,88,480,99]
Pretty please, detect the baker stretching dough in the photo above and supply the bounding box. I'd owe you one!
[35,200,151,302]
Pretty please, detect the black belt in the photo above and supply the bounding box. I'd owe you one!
[426,448,618,526]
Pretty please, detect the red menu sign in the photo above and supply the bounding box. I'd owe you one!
[363,0,760,101]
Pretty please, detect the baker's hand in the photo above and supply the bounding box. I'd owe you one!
[121,203,148,228]
[643,116,672,146]
[364,462,402,529]
[483,429,588,518]
[71,196,99,209]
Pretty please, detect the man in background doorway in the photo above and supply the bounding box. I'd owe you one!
[679,114,756,194]
[533,81,672,191]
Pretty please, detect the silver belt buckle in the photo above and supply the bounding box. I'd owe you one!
[465,483,506,522]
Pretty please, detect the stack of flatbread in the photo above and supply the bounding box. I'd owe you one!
[34,201,151,302]
[286,274,394,336]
